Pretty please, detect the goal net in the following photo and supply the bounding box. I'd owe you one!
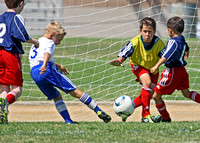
[0,0,200,122]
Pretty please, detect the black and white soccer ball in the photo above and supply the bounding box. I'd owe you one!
[113,95,135,118]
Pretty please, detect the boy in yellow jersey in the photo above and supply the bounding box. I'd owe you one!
[110,17,165,123]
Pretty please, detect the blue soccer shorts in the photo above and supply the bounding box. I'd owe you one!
[30,62,76,100]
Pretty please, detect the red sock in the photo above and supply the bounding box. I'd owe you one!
[6,92,16,104]
[189,91,200,103]
[133,95,142,108]
[141,87,151,117]
[155,102,170,120]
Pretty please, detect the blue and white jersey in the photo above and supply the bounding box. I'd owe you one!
[162,35,189,68]
[0,12,31,54]
[29,37,56,69]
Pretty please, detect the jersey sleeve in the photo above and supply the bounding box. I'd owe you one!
[43,40,55,55]
[11,14,31,42]
[117,42,134,60]
[162,39,177,60]
[158,46,166,58]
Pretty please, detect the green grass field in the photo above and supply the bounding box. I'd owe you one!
[1,121,200,143]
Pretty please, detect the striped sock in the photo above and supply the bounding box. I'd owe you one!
[155,102,170,120]
[189,91,200,103]
[80,93,102,113]
[141,87,152,117]
[6,91,17,105]
[55,99,73,124]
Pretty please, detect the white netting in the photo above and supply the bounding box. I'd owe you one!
[1,0,199,101]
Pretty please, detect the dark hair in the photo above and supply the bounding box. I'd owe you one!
[140,17,156,31]
[4,0,24,9]
[167,16,184,34]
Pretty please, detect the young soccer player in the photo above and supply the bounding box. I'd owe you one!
[0,0,39,124]
[29,22,111,124]
[150,16,200,122]
[110,17,165,123]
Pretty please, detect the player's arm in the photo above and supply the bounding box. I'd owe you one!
[110,42,133,67]
[150,56,167,74]
[26,38,39,48]
[184,51,189,60]
[40,52,50,74]
[56,63,69,75]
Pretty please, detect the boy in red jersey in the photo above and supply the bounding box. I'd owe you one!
[0,0,39,124]
[110,17,165,123]
[150,16,200,122]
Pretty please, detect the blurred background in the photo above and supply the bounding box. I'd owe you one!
[0,0,199,38]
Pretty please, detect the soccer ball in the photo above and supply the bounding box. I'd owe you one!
[113,95,135,118]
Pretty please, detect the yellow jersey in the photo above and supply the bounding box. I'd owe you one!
[129,35,165,74]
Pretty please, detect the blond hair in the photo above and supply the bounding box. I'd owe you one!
[45,22,66,36]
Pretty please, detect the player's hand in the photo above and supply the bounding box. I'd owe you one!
[110,60,124,67]
[34,40,39,48]
[59,65,69,75]
[150,66,157,74]
[40,66,47,74]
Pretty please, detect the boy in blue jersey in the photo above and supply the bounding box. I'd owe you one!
[150,16,200,122]
[110,17,165,123]
[29,22,111,124]
[0,0,39,124]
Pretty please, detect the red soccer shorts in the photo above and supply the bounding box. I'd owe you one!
[154,66,189,95]
[0,48,23,86]
[130,64,159,84]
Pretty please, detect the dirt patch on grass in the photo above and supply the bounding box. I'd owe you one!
[8,100,200,122]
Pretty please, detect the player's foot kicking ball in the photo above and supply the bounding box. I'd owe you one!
[97,111,111,123]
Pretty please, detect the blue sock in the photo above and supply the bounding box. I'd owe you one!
[80,93,102,113]
[55,99,73,124]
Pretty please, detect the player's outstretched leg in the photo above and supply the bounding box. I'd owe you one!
[80,93,111,123]
[0,97,8,124]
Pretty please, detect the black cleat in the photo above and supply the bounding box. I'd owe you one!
[151,115,162,123]
[0,97,8,124]
[161,117,171,123]
[97,111,111,123]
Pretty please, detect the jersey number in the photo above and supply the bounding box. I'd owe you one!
[0,23,6,43]
[30,46,38,59]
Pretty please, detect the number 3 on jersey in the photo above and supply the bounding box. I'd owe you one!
[30,46,38,59]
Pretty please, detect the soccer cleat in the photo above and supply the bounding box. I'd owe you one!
[141,115,154,123]
[97,111,111,123]
[161,117,171,123]
[65,119,74,124]
[151,115,162,123]
[122,117,127,122]
[66,122,79,125]
[0,97,8,124]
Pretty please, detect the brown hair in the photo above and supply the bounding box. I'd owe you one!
[167,16,184,34]
[4,0,24,9]
[140,17,156,31]
[45,22,66,36]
